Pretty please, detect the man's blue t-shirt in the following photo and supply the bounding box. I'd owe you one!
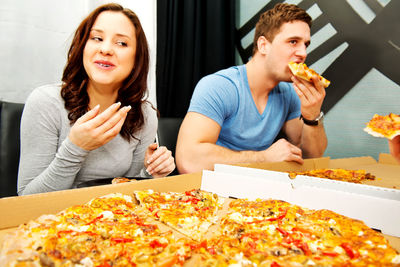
[188,65,301,151]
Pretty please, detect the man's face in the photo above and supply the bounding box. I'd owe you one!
[266,21,311,81]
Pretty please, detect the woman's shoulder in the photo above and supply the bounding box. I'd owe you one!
[142,100,157,123]
[27,83,63,104]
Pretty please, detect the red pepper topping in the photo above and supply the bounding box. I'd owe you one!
[293,240,312,256]
[57,230,74,238]
[113,209,124,215]
[86,214,104,225]
[321,250,339,257]
[149,239,168,248]
[111,237,134,243]
[341,242,359,259]
[271,261,281,267]
[267,209,287,221]
[276,227,289,237]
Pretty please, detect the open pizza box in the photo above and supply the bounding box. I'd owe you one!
[0,156,399,252]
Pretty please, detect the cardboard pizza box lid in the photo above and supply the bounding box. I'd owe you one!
[0,172,201,230]
[237,157,330,171]
[379,153,400,165]
[202,164,400,237]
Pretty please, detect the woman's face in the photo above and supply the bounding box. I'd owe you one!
[83,11,136,91]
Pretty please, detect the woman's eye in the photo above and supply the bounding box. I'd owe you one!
[91,36,102,42]
[290,40,297,45]
[117,41,128,47]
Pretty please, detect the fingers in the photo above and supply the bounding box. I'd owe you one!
[88,102,123,128]
[99,105,131,135]
[292,75,325,102]
[76,104,100,124]
[146,146,175,176]
[68,103,131,151]
[266,139,304,164]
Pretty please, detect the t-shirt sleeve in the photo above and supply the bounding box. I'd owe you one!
[285,83,301,121]
[188,74,238,126]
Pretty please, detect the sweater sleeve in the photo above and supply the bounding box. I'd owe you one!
[17,86,89,195]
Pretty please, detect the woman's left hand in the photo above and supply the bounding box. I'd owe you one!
[144,143,176,177]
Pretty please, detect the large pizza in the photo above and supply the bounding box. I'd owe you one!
[1,190,399,266]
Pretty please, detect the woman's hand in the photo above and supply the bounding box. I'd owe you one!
[68,102,131,150]
[144,143,176,177]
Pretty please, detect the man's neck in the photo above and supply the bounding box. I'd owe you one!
[245,57,278,99]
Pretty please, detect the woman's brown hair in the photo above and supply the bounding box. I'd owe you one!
[61,3,150,141]
[252,3,312,55]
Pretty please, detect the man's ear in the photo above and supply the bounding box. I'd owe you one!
[256,36,270,55]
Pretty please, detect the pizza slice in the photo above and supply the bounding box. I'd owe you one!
[364,113,400,140]
[287,168,376,183]
[134,189,224,241]
[288,61,331,88]
[111,176,131,184]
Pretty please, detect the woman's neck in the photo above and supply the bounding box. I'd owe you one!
[87,83,120,112]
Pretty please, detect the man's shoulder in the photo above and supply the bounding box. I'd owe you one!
[200,65,242,82]
[196,65,244,94]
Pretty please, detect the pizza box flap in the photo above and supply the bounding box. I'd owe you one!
[379,153,400,165]
[236,157,330,171]
[0,173,201,230]
[203,165,400,237]
[328,156,377,168]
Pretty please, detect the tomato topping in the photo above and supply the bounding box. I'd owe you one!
[208,247,217,255]
[271,261,281,267]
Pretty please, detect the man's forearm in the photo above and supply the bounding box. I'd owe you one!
[300,123,327,158]
[176,143,264,174]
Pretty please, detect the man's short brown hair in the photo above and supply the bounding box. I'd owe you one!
[252,3,312,55]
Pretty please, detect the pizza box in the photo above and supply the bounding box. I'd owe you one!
[237,155,400,190]
[0,157,399,252]
[201,164,400,236]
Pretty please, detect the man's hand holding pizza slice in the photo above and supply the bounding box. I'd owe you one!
[289,62,327,122]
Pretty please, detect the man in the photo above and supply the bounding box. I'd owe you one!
[176,3,327,174]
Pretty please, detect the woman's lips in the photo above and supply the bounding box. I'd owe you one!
[95,60,115,69]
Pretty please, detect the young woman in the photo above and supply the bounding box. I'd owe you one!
[18,3,175,195]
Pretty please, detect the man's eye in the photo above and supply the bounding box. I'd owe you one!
[290,40,297,45]
[117,41,128,47]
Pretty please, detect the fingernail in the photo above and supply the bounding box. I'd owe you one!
[146,168,152,175]
[124,105,131,112]
[114,102,121,107]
